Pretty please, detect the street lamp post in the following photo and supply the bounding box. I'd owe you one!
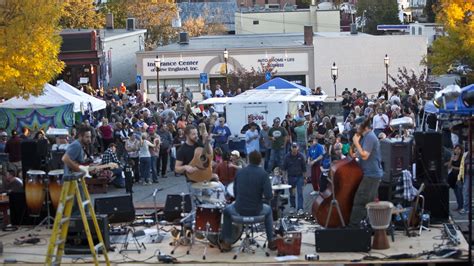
[384,54,390,85]
[223,48,229,89]
[154,56,161,102]
[331,62,338,100]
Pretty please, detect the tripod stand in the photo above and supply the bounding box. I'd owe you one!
[324,175,345,227]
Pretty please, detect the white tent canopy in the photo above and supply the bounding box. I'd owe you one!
[0,83,82,111]
[56,81,106,112]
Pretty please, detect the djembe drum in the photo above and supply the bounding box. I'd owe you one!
[366,201,393,250]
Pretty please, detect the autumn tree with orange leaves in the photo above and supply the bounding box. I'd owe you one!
[0,0,64,98]
[428,0,473,79]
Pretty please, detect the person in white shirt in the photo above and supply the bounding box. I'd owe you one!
[214,85,224,97]
[372,108,389,137]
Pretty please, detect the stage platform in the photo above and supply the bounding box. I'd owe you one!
[0,221,469,265]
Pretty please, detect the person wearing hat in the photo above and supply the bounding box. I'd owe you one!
[268,117,288,172]
[282,142,307,215]
[229,150,246,170]
[364,102,374,117]
[349,117,383,227]
[212,117,232,154]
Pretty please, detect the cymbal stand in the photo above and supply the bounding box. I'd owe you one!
[417,195,430,236]
[324,175,345,228]
[153,188,165,243]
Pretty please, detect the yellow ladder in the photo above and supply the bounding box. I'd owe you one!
[45,172,110,266]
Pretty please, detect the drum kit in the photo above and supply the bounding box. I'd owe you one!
[24,169,64,228]
[169,178,295,259]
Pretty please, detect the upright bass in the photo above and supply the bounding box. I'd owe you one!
[312,143,363,227]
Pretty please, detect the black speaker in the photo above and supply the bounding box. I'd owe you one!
[380,137,413,183]
[164,194,192,222]
[422,183,449,223]
[94,195,135,224]
[315,227,371,252]
[65,214,110,254]
[414,132,443,183]
[21,140,41,179]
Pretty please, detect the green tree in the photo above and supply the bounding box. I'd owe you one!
[227,58,277,91]
[98,0,127,28]
[427,0,473,82]
[383,67,431,96]
[127,0,179,49]
[356,0,400,35]
[0,0,64,98]
[60,0,104,29]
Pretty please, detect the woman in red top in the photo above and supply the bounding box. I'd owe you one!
[99,118,114,152]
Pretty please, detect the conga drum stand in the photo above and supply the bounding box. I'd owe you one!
[35,176,54,229]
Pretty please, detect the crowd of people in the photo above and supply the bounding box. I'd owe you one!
[0,83,471,222]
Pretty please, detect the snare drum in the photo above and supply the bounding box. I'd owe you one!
[48,169,64,210]
[25,170,46,216]
[195,204,222,234]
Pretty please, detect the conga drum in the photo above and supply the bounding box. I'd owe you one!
[25,170,46,216]
[48,169,64,210]
[366,201,393,250]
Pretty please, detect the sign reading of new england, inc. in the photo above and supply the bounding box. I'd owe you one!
[142,53,308,77]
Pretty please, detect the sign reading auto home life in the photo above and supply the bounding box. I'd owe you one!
[142,53,308,77]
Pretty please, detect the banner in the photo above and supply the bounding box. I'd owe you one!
[0,103,74,133]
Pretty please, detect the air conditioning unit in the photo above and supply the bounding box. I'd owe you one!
[265,3,280,9]
[126,18,135,31]
[179,32,189,44]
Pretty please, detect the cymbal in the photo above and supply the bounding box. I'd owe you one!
[191,181,221,189]
[272,184,292,190]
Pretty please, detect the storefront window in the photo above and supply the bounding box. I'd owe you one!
[165,79,183,92]
[183,78,200,92]
[147,79,164,94]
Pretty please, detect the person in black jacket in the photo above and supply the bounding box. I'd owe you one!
[219,151,276,252]
[282,142,307,215]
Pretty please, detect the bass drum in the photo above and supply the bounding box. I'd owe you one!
[206,223,243,246]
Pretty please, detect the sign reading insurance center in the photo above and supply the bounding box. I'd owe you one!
[142,53,308,77]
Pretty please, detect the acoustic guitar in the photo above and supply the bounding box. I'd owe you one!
[407,183,425,228]
[187,123,213,182]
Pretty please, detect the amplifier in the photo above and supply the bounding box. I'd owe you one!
[65,214,110,254]
[94,195,135,224]
[164,194,192,222]
[315,227,371,252]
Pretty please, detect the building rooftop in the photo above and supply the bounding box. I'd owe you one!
[60,29,146,40]
[148,32,372,52]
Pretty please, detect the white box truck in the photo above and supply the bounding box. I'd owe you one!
[199,89,327,137]
[225,89,301,136]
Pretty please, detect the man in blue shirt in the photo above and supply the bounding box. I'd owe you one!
[212,117,231,154]
[62,126,92,176]
[349,118,383,226]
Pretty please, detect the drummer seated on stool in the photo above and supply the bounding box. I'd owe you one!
[101,143,125,188]
[219,151,277,252]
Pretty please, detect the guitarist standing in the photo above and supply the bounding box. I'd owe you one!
[175,125,213,182]
[62,125,92,176]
